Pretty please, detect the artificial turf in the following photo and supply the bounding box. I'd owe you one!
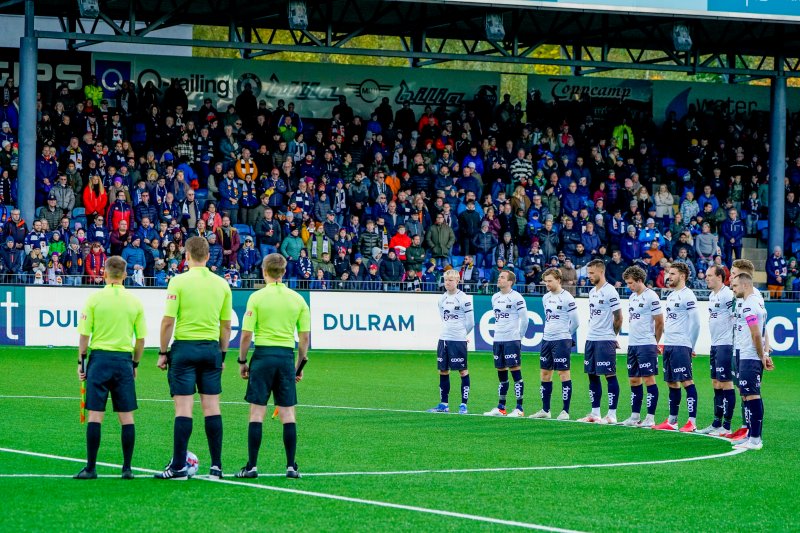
[0,348,797,532]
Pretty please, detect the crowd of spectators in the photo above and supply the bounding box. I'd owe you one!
[0,72,792,295]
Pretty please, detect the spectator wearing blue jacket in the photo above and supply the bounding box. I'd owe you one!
[766,246,788,299]
[620,224,643,265]
[237,235,262,279]
[561,182,582,218]
[457,165,482,199]
[263,170,287,209]
[206,232,224,275]
[638,218,665,247]
[35,146,58,206]
[121,235,147,283]
[697,185,720,215]
[462,147,484,176]
[218,169,242,225]
[720,207,744,266]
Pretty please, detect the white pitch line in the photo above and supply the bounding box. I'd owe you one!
[0,474,121,478]
[0,447,583,533]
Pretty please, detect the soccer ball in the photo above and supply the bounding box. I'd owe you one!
[168,451,199,477]
[185,451,199,477]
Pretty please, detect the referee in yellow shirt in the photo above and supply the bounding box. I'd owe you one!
[156,236,233,480]
[235,253,310,479]
[74,256,146,480]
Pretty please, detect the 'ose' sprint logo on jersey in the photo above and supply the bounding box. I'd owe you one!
[442,310,459,321]
[494,309,510,320]
[589,304,602,317]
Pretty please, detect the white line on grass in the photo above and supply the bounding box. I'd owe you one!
[0,474,121,478]
[0,447,583,532]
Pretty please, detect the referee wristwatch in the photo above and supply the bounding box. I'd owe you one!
[237,358,248,365]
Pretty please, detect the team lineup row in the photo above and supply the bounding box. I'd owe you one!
[431,259,774,451]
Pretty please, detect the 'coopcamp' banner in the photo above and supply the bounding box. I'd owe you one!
[92,53,500,119]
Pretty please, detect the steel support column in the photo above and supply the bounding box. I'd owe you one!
[17,0,36,224]
[768,57,787,255]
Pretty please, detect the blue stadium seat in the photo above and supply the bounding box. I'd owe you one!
[450,255,464,268]
[792,242,800,256]
[71,215,87,231]
[195,189,208,204]
[35,206,43,219]
[757,220,769,232]
[72,207,85,217]
[234,224,251,236]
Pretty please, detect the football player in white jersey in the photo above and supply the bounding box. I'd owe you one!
[730,273,774,450]
[728,259,771,443]
[653,262,701,432]
[530,268,579,421]
[484,270,529,417]
[697,265,737,435]
[578,259,623,424]
[428,270,475,414]
[621,266,664,428]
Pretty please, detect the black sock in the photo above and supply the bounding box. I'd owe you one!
[439,374,450,404]
[646,384,659,416]
[172,416,193,470]
[460,375,470,404]
[723,389,736,430]
[283,422,297,468]
[511,369,524,409]
[205,414,223,469]
[121,424,135,470]
[86,422,101,470]
[541,381,553,412]
[248,422,263,469]
[712,389,723,427]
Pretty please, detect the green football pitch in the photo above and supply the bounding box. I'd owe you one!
[1,348,798,532]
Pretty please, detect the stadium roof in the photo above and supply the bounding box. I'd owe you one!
[4,0,800,77]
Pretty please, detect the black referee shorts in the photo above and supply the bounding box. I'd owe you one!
[85,350,137,413]
[168,340,223,396]
[245,346,297,407]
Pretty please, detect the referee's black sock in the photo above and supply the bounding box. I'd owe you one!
[247,422,263,469]
[172,416,193,470]
[205,415,223,468]
[283,422,297,468]
[121,424,135,471]
[86,422,101,470]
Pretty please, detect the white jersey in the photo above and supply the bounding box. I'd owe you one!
[491,289,528,342]
[733,287,764,345]
[664,286,700,348]
[708,285,735,346]
[627,288,662,346]
[735,292,767,361]
[542,289,578,341]
[586,282,621,341]
[438,290,474,341]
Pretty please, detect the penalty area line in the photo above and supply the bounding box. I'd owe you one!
[0,447,581,532]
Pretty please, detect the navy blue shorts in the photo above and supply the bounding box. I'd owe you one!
[245,347,297,407]
[437,340,468,371]
[85,351,137,413]
[168,340,223,396]
[627,345,659,377]
[710,345,734,382]
[493,340,522,369]
[540,339,571,371]
[663,345,693,383]
[584,340,617,375]
[736,357,763,396]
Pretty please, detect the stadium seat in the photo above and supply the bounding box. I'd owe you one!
[72,207,85,217]
[35,206,43,219]
[234,224,251,236]
[71,215,87,231]
[450,255,464,268]
[195,189,208,204]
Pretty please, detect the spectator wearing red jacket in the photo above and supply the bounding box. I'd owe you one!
[84,241,107,284]
[82,175,108,225]
[106,189,133,232]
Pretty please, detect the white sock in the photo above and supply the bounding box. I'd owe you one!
[644,414,655,422]
[591,407,601,416]
[688,417,696,424]
[668,415,678,424]
[630,412,641,421]
[607,409,617,418]
[749,436,762,444]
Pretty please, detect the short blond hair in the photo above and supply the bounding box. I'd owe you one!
[732,259,755,276]
[105,256,127,280]
[542,268,562,281]
[262,253,287,279]
[185,236,210,262]
[443,269,461,281]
